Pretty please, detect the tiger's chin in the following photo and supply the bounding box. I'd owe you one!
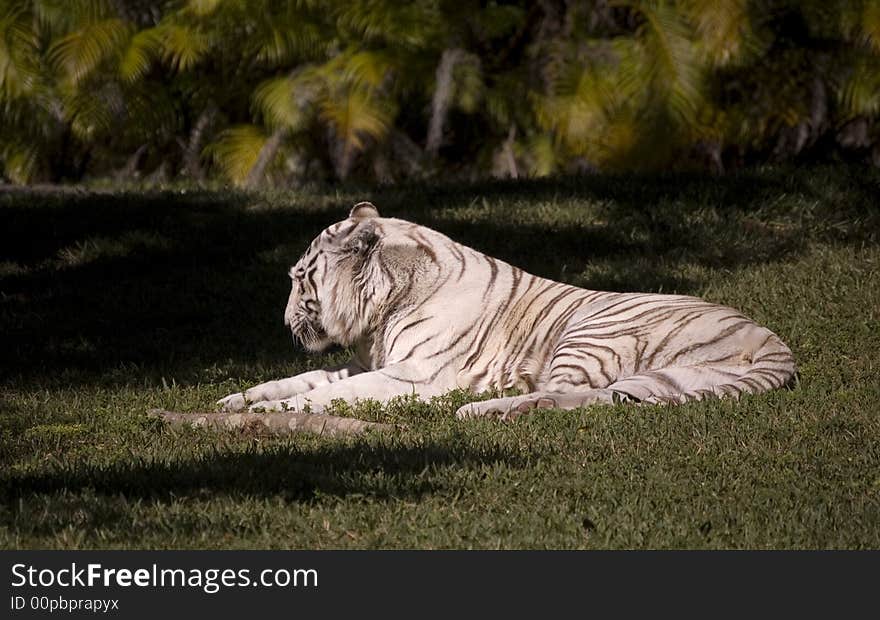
[292,325,332,352]
[301,336,332,352]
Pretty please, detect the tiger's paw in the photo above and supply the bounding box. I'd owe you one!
[455,394,558,421]
[247,399,323,414]
[248,399,288,413]
[217,392,247,412]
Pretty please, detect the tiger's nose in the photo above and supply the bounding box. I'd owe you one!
[283,301,295,327]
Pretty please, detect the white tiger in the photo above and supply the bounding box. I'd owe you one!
[218,202,796,420]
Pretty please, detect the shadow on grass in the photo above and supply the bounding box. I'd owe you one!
[1,167,877,388]
[0,439,526,502]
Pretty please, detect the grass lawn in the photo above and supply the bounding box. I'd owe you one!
[1,166,878,549]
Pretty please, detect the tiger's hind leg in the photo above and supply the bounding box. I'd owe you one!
[455,359,793,421]
[455,329,794,421]
[603,361,793,405]
[454,367,749,420]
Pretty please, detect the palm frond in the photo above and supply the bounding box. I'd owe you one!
[333,1,442,49]
[63,82,123,139]
[635,0,705,126]
[206,124,268,185]
[252,74,316,131]
[49,18,133,85]
[250,13,327,66]
[157,22,211,72]
[684,0,758,67]
[859,0,880,53]
[537,46,625,156]
[0,5,41,100]
[320,85,394,159]
[0,140,42,183]
[839,55,880,118]
[33,0,116,31]
[318,49,397,92]
[119,27,162,82]
[186,0,225,17]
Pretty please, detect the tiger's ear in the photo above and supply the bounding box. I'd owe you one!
[350,201,380,219]
[343,222,380,256]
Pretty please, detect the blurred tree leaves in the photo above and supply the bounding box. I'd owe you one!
[2,0,880,185]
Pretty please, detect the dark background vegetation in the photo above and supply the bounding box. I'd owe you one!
[3,0,880,186]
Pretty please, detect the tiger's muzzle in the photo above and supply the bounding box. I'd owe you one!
[288,315,331,352]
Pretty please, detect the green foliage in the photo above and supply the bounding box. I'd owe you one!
[207,124,267,184]
[3,0,880,184]
[118,27,161,82]
[253,75,309,131]
[48,18,133,86]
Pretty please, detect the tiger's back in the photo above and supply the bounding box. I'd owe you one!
[368,219,794,404]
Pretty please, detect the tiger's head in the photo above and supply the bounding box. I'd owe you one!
[284,201,432,352]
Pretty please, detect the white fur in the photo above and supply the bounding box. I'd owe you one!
[218,204,795,419]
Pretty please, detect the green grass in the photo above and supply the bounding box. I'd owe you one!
[1,166,878,549]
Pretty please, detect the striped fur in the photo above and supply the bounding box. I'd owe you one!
[218,202,796,419]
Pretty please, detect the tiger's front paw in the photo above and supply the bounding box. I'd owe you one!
[217,392,247,412]
[248,399,287,413]
[248,399,323,414]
